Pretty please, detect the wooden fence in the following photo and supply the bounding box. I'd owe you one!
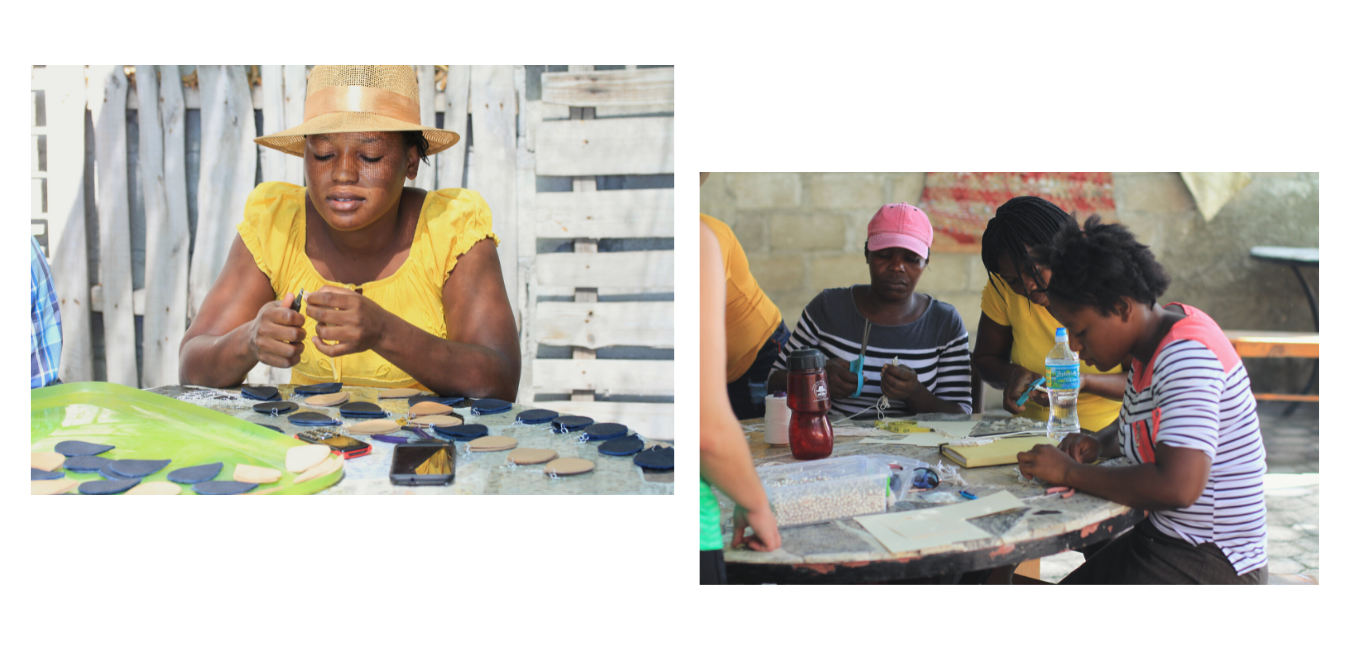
[29,65,674,440]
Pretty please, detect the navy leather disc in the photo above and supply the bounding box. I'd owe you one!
[598,435,644,456]
[54,440,115,457]
[288,411,342,426]
[193,481,257,495]
[103,459,171,478]
[257,424,284,433]
[294,382,342,395]
[241,385,280,401]
[32,468,66,480]
[431,423,489,441]
[371,434,410,444]
[470,398,512,415]
[167,462,223,484]
[516,409,559,425]
[581,422,628,441]
[551,416,594,433]
[633,446,674,470]
[339,401,387,418]
[79,478,140,495]
[409,395,464,407]
[64,456,112,473]
[253,400,298,415]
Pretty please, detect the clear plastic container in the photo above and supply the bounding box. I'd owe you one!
[756,456,892,527]
[864,454,928,504]
[1045,327,1080,439]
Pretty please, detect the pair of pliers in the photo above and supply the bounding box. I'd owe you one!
[849,319,872,398]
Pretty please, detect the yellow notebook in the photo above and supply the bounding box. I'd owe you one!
[939,436,1056,468]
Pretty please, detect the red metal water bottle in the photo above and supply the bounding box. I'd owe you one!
[785,348,834,460]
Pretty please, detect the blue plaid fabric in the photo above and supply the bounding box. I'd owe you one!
[31,236,62,388]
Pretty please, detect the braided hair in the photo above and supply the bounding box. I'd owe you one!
[980,196,1074,298]
[1033,215,1171,315]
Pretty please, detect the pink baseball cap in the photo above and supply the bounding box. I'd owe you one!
[867,203,933,258]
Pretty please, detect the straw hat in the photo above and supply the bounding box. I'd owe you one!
[254,65,459,158]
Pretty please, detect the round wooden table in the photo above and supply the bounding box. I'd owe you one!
[720,416,1143,584]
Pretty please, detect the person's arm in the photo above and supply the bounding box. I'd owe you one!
[972,313,1018,389]
[1081,371,1127,400]
[305,238,521,400]
[180,235,303,387]
[1018,442,1211,511]
[700,223,780,552]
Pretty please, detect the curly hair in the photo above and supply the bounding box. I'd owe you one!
[1033,215,1171,315]
[402,131,431,165]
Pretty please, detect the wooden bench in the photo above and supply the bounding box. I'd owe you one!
[1225,330,1319,403]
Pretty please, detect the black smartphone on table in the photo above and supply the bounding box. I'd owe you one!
[389,441,455,486]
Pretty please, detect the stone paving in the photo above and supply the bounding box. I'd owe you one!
[1040,402,1318,583]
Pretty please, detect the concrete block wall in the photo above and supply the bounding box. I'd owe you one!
[701,172,1319,400]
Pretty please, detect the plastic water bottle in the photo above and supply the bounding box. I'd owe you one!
[1045,327,1080,439]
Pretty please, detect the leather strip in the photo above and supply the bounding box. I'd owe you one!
[304,85,421,124]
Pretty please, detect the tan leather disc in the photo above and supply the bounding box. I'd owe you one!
[409,414,464,427]
[305,391,349,407]
[544,458,595,476]
[127,481,182,495]
[31,451,65,472]
[31,478,78,495]
[379,388,421,399]
[409,401,454,416]
[507,448,558,465]
[286,444,332,474]
[233,464,282,484]
[467,436,518,452]
[348,419,401,434]
[295,455,343,484]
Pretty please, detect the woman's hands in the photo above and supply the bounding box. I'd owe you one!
[881,363,920,402]
[248,291,306,368]
[825,357,860,399]
[1003,364,1049,414]
[1016,443,1076,485]
[1057,432,1101,464]
[304,286,391,357]
[732,503,782,552]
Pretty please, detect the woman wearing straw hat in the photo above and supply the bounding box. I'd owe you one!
[180,65,520,398]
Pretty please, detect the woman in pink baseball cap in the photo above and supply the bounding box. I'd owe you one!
[766,203,973,418]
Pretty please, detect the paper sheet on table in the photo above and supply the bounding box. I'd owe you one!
[855,491,1027,554]
[859,433,961,447]
[918,420,980,438]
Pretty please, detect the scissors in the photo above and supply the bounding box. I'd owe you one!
[848,319,872,398]
[1016,376,1046,407]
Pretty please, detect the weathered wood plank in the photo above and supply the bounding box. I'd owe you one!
[534,250,674,291]
[467,65,519,321]
[533,188,674,239]
[533,359,673,394]
[436,66,470,190]
[514,68,538,405]
[157,65,194,386]
[534,302,674,349]
[535,116,673,176]
[259,65,289,184]
[42,66,92,382]
[90,65,138,387]
[413,65,436,192]
[529,400,674,441]
[541,67,673,108]
[136,66,177,388]
[191,66,257,319]
[282,65,306,186]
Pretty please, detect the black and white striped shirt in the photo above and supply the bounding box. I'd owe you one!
[774,287,972,418]
[1120,304,1267,576]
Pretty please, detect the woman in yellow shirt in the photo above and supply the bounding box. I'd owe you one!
[973,197,1125,432]
[179,65,520,398]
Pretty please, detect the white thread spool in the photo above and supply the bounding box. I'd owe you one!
[764,395,790,445]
